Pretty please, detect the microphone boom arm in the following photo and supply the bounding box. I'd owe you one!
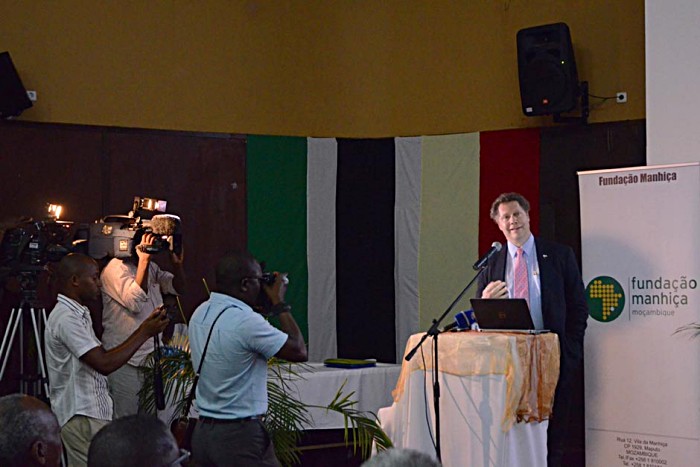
[402,265,488,462]
[404,266,486,362]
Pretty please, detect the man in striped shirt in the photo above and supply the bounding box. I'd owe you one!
[45,254,169,467]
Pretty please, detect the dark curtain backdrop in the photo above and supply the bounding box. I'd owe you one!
[336,138,396,362]
[478,120,646,467]
[0,121,246,397]
[479,128,541,254]
[539,119,647,467]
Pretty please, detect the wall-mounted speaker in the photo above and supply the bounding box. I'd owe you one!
[517,23,579,116]
[0,52,33,118]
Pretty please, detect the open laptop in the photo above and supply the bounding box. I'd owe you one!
[469,298,549,334]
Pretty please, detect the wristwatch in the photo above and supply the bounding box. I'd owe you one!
[269,302,292,317]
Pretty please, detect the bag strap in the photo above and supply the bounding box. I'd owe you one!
[182,304,236,417]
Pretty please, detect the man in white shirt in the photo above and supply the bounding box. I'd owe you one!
[100,230,184,417]
[45,253,169,467]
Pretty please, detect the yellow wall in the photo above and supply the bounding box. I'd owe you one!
[1,1,644,137]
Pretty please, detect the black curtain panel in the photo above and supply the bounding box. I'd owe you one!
[336,138,396,362]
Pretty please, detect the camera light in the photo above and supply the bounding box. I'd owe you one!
[134,196,167,213]
[47,203,63,220]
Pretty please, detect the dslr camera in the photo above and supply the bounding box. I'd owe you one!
[261,272,276,286]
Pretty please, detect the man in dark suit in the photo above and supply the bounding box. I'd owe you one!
[476,192,588,467]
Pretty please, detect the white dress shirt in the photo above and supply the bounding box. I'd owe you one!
[505,235,544,329]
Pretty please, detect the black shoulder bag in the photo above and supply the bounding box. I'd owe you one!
[171,306,232,449]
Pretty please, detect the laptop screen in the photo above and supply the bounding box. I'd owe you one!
[469,298,535,330]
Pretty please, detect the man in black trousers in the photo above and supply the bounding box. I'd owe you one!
[477,192,588,467]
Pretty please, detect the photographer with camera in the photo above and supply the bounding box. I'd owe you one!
[99,228,185,418]
[44,253,170,467]
[188,250,307,467]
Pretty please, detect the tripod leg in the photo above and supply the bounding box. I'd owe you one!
[0,308,21,382]
[30,308,50,398]
[0,308,18,361]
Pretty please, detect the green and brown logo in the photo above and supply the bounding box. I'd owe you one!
[586,276,625,322]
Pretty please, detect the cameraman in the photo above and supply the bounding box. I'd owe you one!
[44,254,169,467]
[99,229,185,418]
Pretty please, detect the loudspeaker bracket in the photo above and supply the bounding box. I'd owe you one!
[553,81,589,125]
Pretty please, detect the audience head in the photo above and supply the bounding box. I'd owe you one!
[0,394,63,467]
[88,414,184,467]
[215,250,262,306]
[361,448,442,467]
[55,253,101,305]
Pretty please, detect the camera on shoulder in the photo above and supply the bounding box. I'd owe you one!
[88,197,182,259]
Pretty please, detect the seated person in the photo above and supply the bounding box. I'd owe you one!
[88,414,186,467]
[0,393,63,467]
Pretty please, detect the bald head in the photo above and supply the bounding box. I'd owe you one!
[55,253,101,304]
[361,448,442,467]
[215,250,261,305]
[56,253,97,284]
[0,394,62,467]
[88,414,179,467]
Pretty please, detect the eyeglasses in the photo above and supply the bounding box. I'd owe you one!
[167,448,191,466]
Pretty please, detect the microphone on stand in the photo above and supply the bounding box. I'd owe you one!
[472,241,503,270]
[405,242,499,462]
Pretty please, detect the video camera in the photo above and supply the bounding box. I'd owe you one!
[0,205,75,281]
[88,196,182,260]
[0,197,182,283]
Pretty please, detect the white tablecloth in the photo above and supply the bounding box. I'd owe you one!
[274,362,402,430]
[378,332,558,467]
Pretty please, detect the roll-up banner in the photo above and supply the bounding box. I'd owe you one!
[579,163,700,466]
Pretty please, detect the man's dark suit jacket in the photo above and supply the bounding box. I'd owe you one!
[475,236,588,375]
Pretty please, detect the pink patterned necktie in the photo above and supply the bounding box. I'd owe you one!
[513,247,529,304]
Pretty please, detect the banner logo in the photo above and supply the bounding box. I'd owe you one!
[586,276,625,322]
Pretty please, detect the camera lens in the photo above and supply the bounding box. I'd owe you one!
[261,272,276,286]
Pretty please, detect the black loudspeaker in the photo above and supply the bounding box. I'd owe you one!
[0,51,33,118]
[517,23,579,116]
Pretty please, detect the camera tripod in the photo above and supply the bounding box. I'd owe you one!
[0,273,50,398]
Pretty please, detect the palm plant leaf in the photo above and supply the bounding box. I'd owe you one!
[139,346,195,422]
[140,351,393,466]
[313,381,393,458]
[266,376,309,465]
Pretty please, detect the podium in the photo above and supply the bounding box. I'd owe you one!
[378,331,559,467]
